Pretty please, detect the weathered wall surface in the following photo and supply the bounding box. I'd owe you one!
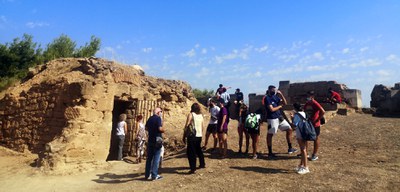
[371,83,400,117]
[0,58,196,172]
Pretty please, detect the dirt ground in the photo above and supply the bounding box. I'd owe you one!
[1,113,399,192]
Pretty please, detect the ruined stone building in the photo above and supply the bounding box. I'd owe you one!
[247,81,362,121]
[371,83,400,116]
[0,58,196,171]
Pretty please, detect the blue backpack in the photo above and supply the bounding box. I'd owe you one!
[295,113,317,141]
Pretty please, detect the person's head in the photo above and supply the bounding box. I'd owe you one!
[236,88,240,93]
[307,91,315,101]
[209,98,216,107]
[190,103,201,114]
[219,84,223,88]
[217,98,225,108]
[153,107,163,116]
[293,103,303,112]
[119,114,127,122]
[268,85,276,95]
[222,87,227,93]
[136,114,143,122]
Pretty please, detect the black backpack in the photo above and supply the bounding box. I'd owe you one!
[295,113,317,141]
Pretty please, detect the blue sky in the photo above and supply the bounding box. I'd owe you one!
[1,0,400,107]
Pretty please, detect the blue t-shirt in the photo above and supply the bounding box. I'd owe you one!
[235,92,244,102]
[264,95,282,119]
[145,115,162,144]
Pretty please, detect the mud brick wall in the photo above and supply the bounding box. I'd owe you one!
[0,79,69,153]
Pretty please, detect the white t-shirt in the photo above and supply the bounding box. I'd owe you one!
[116,121,126,136]
[220,92,230,105]
[192,113,204,137]
[209,106,220,124]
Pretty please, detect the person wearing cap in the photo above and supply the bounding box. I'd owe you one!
[264,85,297,157]
[145,108,165,181]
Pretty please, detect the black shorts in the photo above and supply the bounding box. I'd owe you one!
[315,126,321,136]
[206,124,218,134]
[246,128,260,135]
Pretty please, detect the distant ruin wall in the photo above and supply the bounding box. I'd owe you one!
[371,83,400,116]
[247,81,362,117]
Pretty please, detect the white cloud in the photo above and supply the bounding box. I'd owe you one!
[142,47,152,53]
[255,45,268,53]
[255,71,262,77]
[309,72,348,81]
[346,38,355,44]
[360,47,369,52]
[342,48,350,54]
[195,44,200,49]
[189,62,200,67]
[183,49,196,57]
[201,48,207,54]
[349,59,382,68]
[386,54,400,65]
[195,67,210,78]
[313,52,324,61]
[298,52,324,64]
[214,47,250,64]
[116,45,123,49]
[278,54,299,62]
[0,15,7,28]
[26,21,49,28]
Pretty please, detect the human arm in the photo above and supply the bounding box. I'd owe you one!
[124,122,128,135]
[277,90,287,105]
[268,104,283,112]
[182,113,192,143]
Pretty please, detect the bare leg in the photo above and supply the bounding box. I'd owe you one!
[286,129,293,144]
[245,132,250,153]
[267,133,273,154]
[313,136,319,156]
[212,133,218,150]
[223,133,228,157]
[218,133,224,156]
[297,138,307,167]
[203,132,211,149]
[238,125,243,152]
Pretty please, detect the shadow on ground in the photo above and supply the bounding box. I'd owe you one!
[92,173,145,184]
[230,166,289,174]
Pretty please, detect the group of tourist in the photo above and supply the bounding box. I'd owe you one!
[112,84,343,180]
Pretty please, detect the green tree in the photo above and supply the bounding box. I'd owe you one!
[74,35,101,57]
[0,34,40,78]
[43,34,76,61]
[192,88,214,99]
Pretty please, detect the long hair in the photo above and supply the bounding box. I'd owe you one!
[191,103,201,114]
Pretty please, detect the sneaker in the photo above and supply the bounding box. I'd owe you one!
[288,148,298,154]
[294,165,303,172]
[252,154,258,159]
[297,167,310,175]
[152,175,163,181]
[311,155,319,161]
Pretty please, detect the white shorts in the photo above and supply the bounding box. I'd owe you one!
[267,118,291,134]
